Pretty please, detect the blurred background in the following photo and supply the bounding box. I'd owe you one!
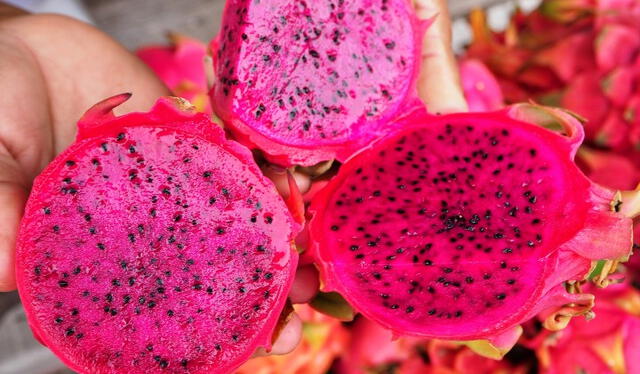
[0,0,541,373]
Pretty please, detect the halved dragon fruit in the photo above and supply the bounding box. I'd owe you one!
[210,0,428,167]
[15,94,299,374]
[310,104,634,341]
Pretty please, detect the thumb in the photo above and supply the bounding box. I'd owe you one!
[0,154,29,291]
[415,0,468,114]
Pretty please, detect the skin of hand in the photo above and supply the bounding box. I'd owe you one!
[0,0,466,358]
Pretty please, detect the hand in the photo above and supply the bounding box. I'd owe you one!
[415,0,469,114]
[0,7,169,291]
[0,4,305,356]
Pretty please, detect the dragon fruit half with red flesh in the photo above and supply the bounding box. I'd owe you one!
[15,94,299,374]
[210,0,428,167]
[310,103,636,343]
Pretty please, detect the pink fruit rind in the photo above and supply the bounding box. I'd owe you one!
[16,95,299,374]
[459,59,505,112]
[137,35,211,114]
[309,105,631,341]
[210,0,430,167]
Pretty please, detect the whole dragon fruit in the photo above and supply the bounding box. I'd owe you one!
[309,103,635,343]
[464,0,640,161]
[210,0,428,167]
[137,34,212,114]
[15,94,299,374]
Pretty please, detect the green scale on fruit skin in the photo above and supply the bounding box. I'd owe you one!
[310,106,633,341]
[16,95,299,374]
[211,0,428,166]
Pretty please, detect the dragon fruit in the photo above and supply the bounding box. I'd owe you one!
[464,0,640,157]
[524,282,640,374]
[310,103,635,342]
[210,0,428,167]
[15,94,299,374]
[137,34,211,114]
[235,304,349,374]
[334,317,531,374]
[459,59,504,112]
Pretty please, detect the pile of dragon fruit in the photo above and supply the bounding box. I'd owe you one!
[13,0,640,373]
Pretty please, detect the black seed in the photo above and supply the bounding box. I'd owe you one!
[65,327,75,337]
[167,310,174,317]
[97,243,105,250]
[116,133,125,141]
[58,280,68,288]
[428,309,436,315]
[111,279,121,287]
[496,293,506,300]
[465,276,474,284]
[65,160,76,167]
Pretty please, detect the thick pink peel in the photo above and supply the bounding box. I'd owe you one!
[16,95,299,374]
[210,0,428,167]
[309,105,631,341]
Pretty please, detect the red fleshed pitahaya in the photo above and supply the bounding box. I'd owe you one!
[137,34,211,114]
[235,304,349,374]
[524,282,640,374]
[309,103,635,343]
[210,0,428,167]
[15,94,299,374]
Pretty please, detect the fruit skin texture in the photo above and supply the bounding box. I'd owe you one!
[334,317,530,374]
[137,34,211,114]
[459,59,504,112]
[15,94,299,374]
[210,0,428,167]
[310,104,632,342]
[464,1,640,157]
[235,304,349,374]
[524,282,640,374]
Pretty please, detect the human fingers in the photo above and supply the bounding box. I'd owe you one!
[414,0,468,113]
